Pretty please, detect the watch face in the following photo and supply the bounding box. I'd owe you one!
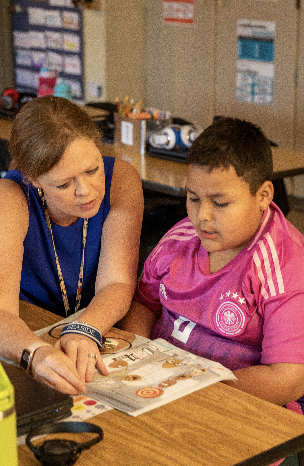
[20,349,31,370]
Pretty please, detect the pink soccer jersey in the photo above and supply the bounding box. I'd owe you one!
[134,202,304,374]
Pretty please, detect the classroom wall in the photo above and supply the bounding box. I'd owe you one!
[146,0,215,130]
[83,0,304,198]
[3,0,304,197]
[83,0,147,105]
[0,0,14,91]
[82,9,107,102]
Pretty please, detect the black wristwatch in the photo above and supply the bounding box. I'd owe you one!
[20,343,52,372]
[26,421,103,465]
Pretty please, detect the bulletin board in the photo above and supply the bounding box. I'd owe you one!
[11,0,84,101]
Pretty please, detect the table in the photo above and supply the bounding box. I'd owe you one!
[2,116,304,197]
[16,301,304,466]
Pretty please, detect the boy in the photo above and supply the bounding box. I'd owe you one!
[120,117,304,412]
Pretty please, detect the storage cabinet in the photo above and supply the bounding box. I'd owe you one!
[146,0,300,151]
[215,0,298,150]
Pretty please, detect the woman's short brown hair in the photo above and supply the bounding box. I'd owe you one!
[9,95,101,179]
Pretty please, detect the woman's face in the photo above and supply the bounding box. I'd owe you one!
[32,137,105,226]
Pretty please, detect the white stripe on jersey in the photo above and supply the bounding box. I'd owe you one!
[253,251,269,299]
[248,207,270,251]
[265,232,285,294]
[151,221,196,261]
[253,232,285,298]
[258,240,276,296]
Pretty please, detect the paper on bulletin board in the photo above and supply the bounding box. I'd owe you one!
[14,31,31,49]
[163,0,194,25]
[236,19,275,105]
[47,51,63,72]
[64,55,82,75]
[62,11,80,30]
[49,0,74,6]
[28,8,45,26]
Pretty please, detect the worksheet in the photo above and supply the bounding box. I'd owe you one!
[86,339,237,416]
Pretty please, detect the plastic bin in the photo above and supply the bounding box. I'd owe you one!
[0,362,18,465]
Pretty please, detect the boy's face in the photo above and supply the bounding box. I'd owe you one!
[186,164,273,260]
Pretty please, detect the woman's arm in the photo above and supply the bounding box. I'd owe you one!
[119,300,159,337]
[0,180,86,394]
[58,160,144,381]
[90,159,144,331]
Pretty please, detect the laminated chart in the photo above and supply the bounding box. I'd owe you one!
[237,19,275,105]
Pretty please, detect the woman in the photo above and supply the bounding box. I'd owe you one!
[0,95,143,394]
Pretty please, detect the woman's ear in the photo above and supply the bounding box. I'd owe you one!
[28,178,39,189]
[257,181,274,211]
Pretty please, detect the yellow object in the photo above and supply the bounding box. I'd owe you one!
[0,362,18,465]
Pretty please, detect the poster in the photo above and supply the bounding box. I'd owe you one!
[11,0,84,100]
[163,0,194,25]
[236,19,275,105]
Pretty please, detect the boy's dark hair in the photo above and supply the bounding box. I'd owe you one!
[186,117,273,194]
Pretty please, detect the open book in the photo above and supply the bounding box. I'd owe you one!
[86,338,237,417]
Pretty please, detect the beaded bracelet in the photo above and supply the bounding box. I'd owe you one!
[60,321,105,349]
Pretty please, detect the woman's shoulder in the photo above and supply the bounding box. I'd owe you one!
[0,177,29,234]
[110,158,143,206]
[112,158,141,177]
[0,174,27,201]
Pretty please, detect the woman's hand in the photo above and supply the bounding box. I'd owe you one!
[55,333,109,383]
[31,345,87,395]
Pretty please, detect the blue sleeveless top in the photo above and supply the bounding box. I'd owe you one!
[4,156,115,317]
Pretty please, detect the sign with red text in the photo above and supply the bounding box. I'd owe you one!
[163,0,194,25]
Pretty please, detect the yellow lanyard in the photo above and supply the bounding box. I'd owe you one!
[38,188,88,317]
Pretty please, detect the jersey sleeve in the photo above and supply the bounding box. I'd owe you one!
[261,291,304,365]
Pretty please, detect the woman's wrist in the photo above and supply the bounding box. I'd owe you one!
[20,342,53,372]
[60,321,105,348]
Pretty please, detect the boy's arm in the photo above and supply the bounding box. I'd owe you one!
[118,300,159,338]
[223,362,304,406]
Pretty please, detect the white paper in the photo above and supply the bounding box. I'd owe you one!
[30,30,47,49]
[28,7,45,26]
[236,19,275,105]
[31,51,47,69]
[15,50,32,67]
[49,0,74,6]
[64,54,82,75]
[13,31,30,49]
[121,121,133,146]
[46,31,64,50]
[16,69,39,89]
[163,0,194,25]
[64,33,80,52]
[62,11,80,30]
[45,10,62,28]
[47,51,64,72]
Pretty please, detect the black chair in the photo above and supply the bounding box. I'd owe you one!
[138,190,187,277]
[0,138,11,176]
[86,101,116,143]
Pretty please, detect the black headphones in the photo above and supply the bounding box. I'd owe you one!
[26,421,103,466]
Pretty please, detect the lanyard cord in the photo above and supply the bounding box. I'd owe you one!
[38,188,88,317]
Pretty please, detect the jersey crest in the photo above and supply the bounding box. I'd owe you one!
[213,299,246,336]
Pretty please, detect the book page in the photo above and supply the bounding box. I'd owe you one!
[86,338,237,417]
